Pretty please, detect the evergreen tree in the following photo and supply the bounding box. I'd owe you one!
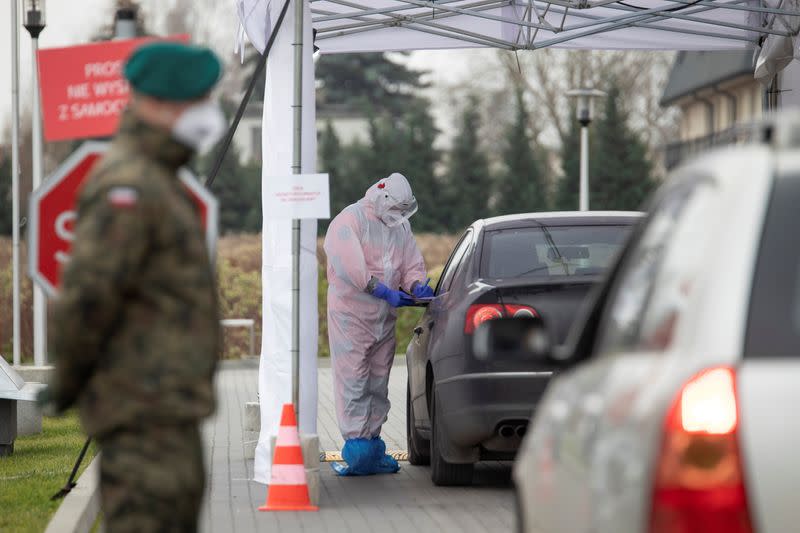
[201,140,261,234]
[496,88,548,215]
[238,163,263,233]
[318,120,367,232]
[319,100,441,234]
[443,95,492,230]
[197,98,261,235]
[0,155,11,236]
[315,53,429,117]
[554,107,582,211]
[396,101,440,232]
[591,83,655,210]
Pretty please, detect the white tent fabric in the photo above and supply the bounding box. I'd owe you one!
[756,0,800,80]
[249,0,320,485]
[234,0,799,486]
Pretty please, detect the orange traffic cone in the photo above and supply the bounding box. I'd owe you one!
[259,403,318,512]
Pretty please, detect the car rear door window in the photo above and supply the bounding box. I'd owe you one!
[437,230,473,294]
[635,183,718,350]
[481,225,631,279]
[745,174,800,357]
[594,182,702,355]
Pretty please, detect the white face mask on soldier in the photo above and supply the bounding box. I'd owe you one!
[171,100,227,154]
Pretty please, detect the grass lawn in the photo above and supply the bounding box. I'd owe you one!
[0,413,97,533]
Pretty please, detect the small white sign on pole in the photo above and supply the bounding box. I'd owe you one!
[264,173,330,220]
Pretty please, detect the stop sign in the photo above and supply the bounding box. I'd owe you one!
[29,141,218,296]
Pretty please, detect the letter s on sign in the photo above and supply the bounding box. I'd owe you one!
[54,211,77,265]
[55,211,76,242]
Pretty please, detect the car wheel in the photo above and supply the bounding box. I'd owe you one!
[407,383,430,465]
[430,387,474,486]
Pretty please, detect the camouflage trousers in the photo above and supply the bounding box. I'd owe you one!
[98,423,205,533]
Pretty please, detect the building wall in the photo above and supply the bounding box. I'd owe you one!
[676,77,763,140]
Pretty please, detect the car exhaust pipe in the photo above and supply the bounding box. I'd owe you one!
[499,425,515,438]
[515,425,527,438]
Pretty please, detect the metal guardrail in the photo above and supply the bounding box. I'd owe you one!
[665,111,800,170]
[665,127,753,170]
[220,319,256,358]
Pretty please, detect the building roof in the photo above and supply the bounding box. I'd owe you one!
[660,51,756,107]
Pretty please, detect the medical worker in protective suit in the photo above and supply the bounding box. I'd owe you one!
[324,172,433,475]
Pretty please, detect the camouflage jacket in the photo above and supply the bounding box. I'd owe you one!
[50,110,221,437]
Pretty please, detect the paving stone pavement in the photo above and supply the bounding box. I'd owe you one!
[200,358,515,533]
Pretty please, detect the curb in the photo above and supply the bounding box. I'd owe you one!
[45,454,101,533]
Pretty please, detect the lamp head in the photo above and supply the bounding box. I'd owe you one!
[23,0,46,38]
[567,88,606,127]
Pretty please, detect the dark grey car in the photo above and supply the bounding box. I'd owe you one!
[405,211,641,486]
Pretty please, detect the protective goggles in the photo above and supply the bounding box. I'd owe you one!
[381,192,418,227]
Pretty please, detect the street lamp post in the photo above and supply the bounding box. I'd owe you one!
[567,88,605,212]
[23,0,46,366]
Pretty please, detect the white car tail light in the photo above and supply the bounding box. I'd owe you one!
[650,366,754,533]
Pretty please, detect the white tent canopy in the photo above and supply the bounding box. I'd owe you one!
[235,0,800,485]
[309,1,798,54]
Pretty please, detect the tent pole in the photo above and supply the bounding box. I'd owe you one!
[11,0,21,366]
[291,0,304,416]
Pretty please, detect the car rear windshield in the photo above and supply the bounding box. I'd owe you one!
[481,224,632,279]
[745,175,800,357]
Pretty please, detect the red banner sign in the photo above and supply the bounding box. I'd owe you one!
[37,35,189,142]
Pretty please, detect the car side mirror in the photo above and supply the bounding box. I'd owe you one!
[472,317,552,362]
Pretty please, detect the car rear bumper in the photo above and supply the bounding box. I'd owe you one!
[435,371,553,449]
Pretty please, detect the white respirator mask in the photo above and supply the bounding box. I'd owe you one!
[171,100,227,154]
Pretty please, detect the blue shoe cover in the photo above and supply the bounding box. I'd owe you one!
[331,437,400,475]
[375,453,400,474]
[332,438,375,476]
[372,437,400,474]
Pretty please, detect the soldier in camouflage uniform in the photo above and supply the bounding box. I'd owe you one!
[49,42,226,533]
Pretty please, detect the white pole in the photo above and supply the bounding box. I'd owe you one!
[31,36,47,366]
[579,125,589,211]
[291,0,303,415]
[11,0,21,367]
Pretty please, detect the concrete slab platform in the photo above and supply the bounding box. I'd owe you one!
[200,359,514,533]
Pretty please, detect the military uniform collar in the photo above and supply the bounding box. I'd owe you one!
[117,109,194,171]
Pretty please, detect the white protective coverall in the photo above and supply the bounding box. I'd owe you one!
[324,173,427,441]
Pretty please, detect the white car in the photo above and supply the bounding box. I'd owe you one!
[513,119,800,533]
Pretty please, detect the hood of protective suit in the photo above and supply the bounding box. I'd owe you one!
[365,173,418,227]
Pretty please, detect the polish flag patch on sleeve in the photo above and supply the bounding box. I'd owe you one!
[107,187,139,208]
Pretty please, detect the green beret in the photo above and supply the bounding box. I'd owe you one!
[124,42,222,101]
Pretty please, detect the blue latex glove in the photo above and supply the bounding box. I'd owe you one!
[372,282,414,308]
[412,278,434,299]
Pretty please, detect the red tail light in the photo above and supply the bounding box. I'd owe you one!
[650,366,754,533]
[464,304,538,333]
